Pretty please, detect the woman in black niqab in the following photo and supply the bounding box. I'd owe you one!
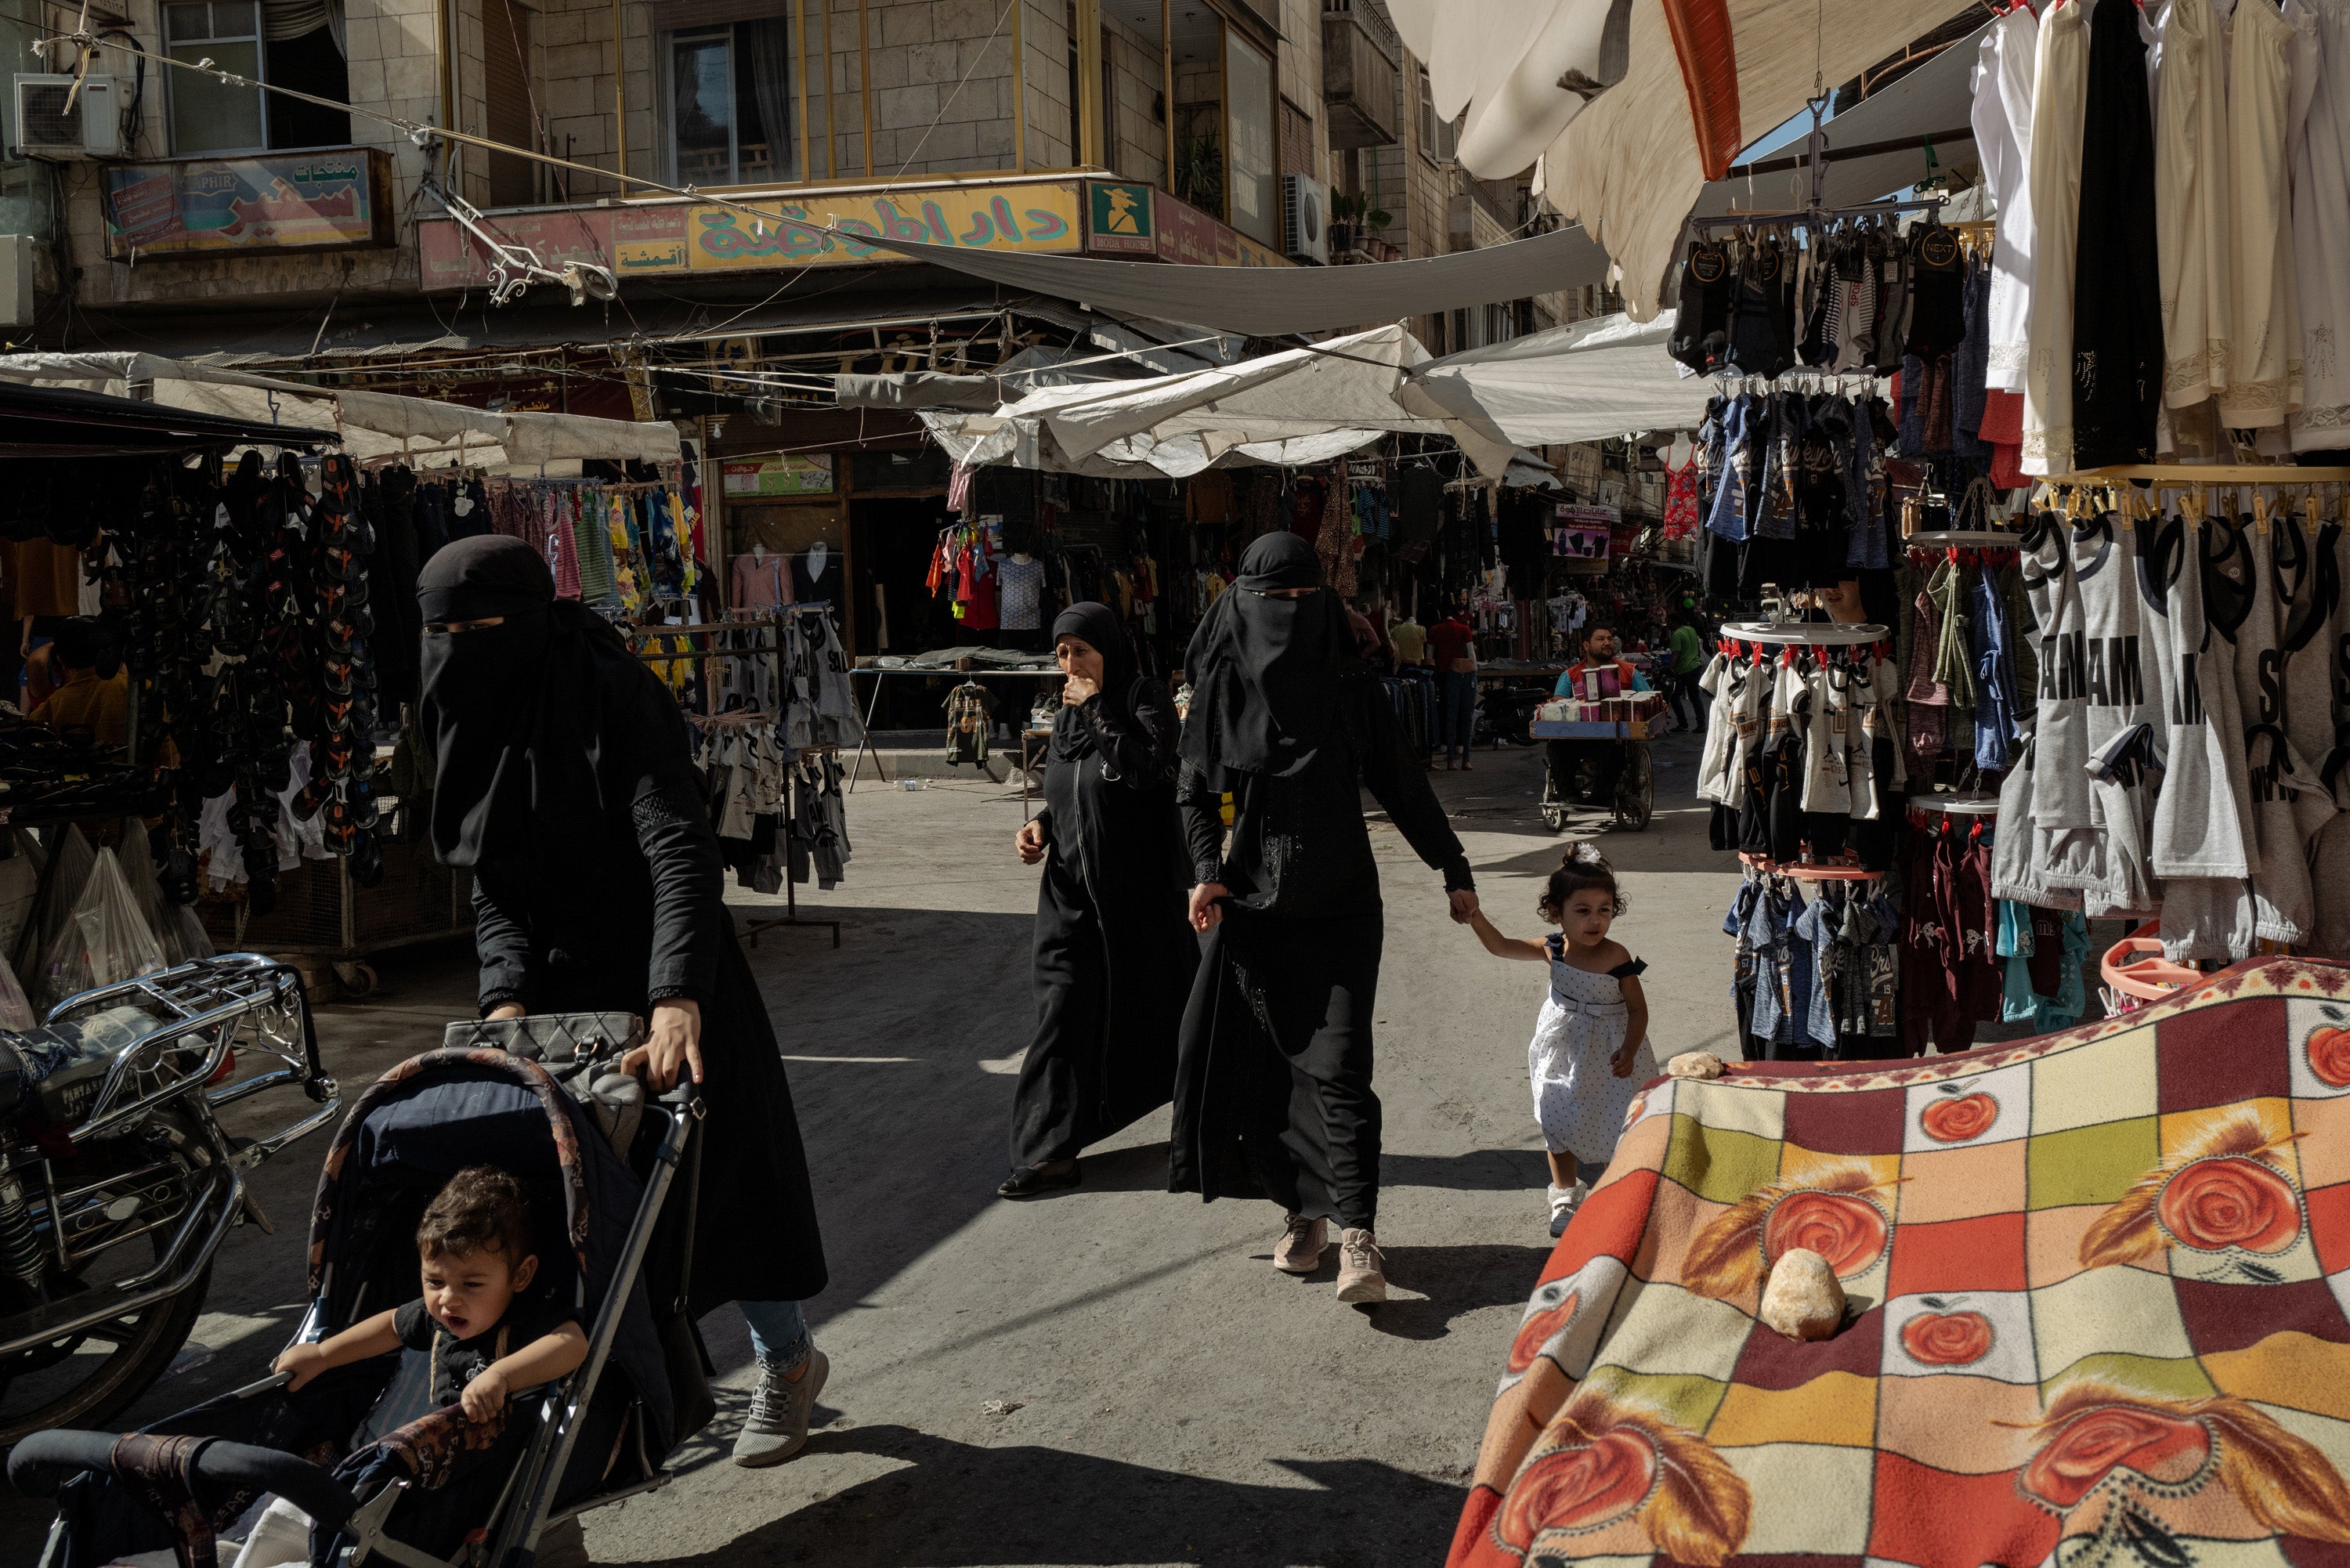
[1169,529,1480,1306]
[1001,602,1194,1198]
[1178,531,1347,787]
[417,536,833,1468]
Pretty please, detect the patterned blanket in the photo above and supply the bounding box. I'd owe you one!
[1447,956,2350,1568]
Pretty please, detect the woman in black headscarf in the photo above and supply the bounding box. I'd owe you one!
[1001,602,1193,1198]
[1170,532,1478,1306]
[415,536,831,1469]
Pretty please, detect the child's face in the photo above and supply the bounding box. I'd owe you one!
[1558,889,1616,947]
[420,1244,537,1341]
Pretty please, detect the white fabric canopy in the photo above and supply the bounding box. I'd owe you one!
[0,352,683,467]
[924,324,1522,479]
[1395,0,1977,316]
[1412,310,1713,445]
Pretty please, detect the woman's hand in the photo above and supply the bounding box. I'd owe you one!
[620,999,704,1092]
[1061,673,1099,706]
[1016,818,1047,865]
[486,1003,526,1021]
[1188,883,1228,932]
[1611,1040,1640,1078]
[1448,888,1480,924]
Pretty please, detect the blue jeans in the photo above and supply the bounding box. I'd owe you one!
[739,1299,809,1367]
[1440,671,1479,762]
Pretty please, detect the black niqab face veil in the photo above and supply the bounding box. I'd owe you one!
[1179,531,1347,786]
[417,536,689,867]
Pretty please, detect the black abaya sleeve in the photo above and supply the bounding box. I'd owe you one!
[1176,764,1227,887]
[1353,683,1475,891]
[472,862,535,1014]
[631,782,726,1005]
[1081,677,1178,784]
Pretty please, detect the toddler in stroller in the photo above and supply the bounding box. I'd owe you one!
[13,1046,714,1568]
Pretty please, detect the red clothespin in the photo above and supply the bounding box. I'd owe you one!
[1970,817,1986,842]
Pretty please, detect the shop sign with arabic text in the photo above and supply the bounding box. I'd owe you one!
[418,180,1082,288]
[103,148,390,259]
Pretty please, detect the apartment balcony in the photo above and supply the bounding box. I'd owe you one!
[1323,2,1401,151]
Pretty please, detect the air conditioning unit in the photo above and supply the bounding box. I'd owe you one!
[14,74,120,159]
[1282,172,1329,265]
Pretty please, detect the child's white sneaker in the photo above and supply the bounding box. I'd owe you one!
[1547,1181,1589,1237]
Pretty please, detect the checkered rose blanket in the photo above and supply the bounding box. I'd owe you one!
[1447,957,2350,1568]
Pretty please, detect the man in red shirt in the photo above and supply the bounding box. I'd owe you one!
[1548,623,1648,804]
[1428,605,1479,769]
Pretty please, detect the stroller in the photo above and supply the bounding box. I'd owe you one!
[13,1040,714,1568]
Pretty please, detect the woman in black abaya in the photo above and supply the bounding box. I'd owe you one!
[1002,603,1193,1198]
[1170,533,1478,1306]
[416,536,830,1469]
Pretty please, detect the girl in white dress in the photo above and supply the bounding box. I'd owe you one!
[1469,843,1654,1237]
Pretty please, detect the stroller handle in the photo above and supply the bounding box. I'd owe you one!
[9,1430,359,1532]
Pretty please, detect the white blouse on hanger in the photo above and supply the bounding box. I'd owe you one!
[2158,0,2236,409]
[1976,3,2042,394]
[2291,0,2350,448]
[2023,0,2095,476]
[2220,0,2307,428]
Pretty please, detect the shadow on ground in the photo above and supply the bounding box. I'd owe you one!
[598,1425,1467,1568]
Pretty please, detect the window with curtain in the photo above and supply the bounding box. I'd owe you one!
[1223,30,1274,244]
[1415,67,1456,164]
[164,0,349,154]
[663,16,795,187]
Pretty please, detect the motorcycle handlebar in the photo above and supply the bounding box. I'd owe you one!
[8,1431,359,1532]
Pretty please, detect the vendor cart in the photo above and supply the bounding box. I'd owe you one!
[1531,700,1672,833]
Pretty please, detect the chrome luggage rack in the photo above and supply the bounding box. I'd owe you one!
[46,952,339,1151]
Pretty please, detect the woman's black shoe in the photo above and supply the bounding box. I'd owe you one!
[998,1163,1082,1199]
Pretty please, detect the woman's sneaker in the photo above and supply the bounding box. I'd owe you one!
[1548,1182,1589,1237]
[1336,1229,1388,1303]
[733,1346,830,1467]
[1274,1212,1328,1274]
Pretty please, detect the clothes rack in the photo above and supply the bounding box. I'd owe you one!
[1908,796,2002,815]
[1719,620,1892,645]
[1737,852,1888,882]
[631,614,847,947]
[738,739,841,950]
[2045,464,2350,486]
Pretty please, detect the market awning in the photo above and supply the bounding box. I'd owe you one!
[1411,310,1714,446]
[0,352,682,468]
[0,379,334,455]
[807,225,1609,340]
[921,323,1522,479]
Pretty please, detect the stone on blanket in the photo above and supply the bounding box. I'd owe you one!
[1760,1248,1845,1340]
[1665,1051,1726,1080]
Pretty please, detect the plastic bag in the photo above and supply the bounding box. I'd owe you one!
[31,825,96,962]
[38,849,164,1008]
[117,819,215,967]
[0,851,36,967]
[0,950,36,1031]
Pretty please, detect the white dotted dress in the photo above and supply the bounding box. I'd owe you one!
[1529,938,1655,1161]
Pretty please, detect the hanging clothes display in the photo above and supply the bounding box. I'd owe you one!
[2157,0,2235,414]
[2021,0,2092,476]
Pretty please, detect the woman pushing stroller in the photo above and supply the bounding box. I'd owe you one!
[416,537,833,1467]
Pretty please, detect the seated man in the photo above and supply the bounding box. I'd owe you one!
[29,618,128,751]
[1548,623,1651,804]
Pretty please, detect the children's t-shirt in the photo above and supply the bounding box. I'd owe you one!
[394,1294,577,1407]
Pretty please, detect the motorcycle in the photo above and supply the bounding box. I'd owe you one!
[0,953,338,1444]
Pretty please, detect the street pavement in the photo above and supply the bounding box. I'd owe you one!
[2,725,1744,1567]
